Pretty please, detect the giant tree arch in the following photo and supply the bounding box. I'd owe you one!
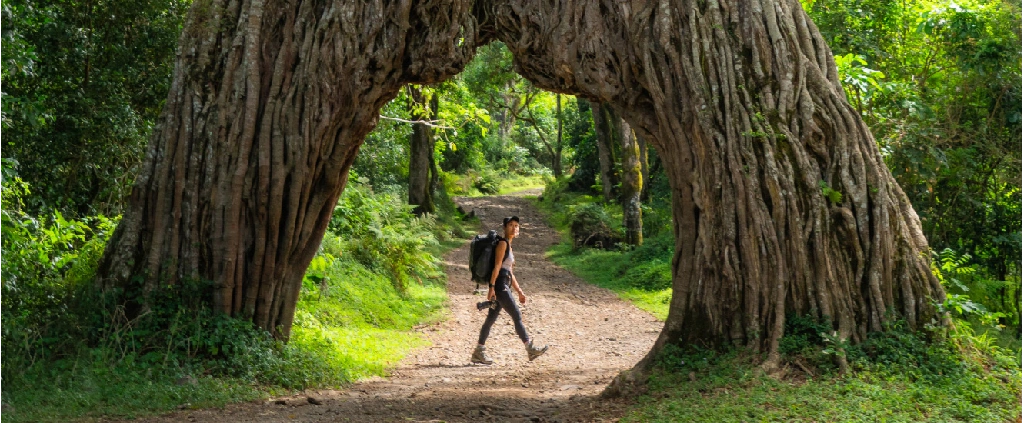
[96,0,945,377]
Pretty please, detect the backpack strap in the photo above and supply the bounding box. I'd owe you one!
[495,237,511,266]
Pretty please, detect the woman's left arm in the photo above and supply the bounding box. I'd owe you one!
[511,273,527,304]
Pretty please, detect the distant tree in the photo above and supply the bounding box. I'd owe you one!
[589,101,619,202]
[1,0,188,217]
[407,86,435,215]
[620,122,643,246]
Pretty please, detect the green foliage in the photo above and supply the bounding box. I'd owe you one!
[2,0,189,217]
[566,202,619,247]
[818,180,843,205]
[328,180,445,293]
[623,260,672,291]
[631,321,1021,423]
[2,173,461,421]
[933,248,1020,347]
[472,169,501,194]
[809,0,1022,287]
[565,98,598,193]
[2,168,120,365]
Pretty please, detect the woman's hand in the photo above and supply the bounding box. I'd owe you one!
[487,286,496,301]
[518,291,527,304]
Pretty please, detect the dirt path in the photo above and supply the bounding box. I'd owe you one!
[145,194,661,422]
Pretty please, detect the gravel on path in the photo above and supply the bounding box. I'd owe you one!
[138,194,661,423]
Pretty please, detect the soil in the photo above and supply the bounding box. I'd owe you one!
[138,193,661,422]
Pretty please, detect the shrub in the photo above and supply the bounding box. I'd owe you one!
[472,169,501,194]
[623,260,672,291]
[567,202,621,249]
[329,181,445,292]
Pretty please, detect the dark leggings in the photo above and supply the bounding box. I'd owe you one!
[478,270,529,345]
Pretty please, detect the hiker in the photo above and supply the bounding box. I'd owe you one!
[471,216,548,364]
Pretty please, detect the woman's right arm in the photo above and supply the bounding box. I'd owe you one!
[489,241,507,287]
[487,241,506,301]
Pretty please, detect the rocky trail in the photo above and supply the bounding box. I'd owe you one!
[142,193,661,422]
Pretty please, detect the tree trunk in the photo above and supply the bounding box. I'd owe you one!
[589,101,619,202]
[489,0,945,377]
[408,86,435,216]
[554,93,563,178]
[94,0,479,340]
[429,94,441,196]
[620,121,643,246]
[637,133,651,202]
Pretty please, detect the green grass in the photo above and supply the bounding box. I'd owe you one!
[2,189,470,422]
[5,364,264,422]
[623,347,1021,423]
[3,257,452,423]
[546,243,671,320]
[498,174,547,194]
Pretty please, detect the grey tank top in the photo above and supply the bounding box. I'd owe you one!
[500,242,515,271]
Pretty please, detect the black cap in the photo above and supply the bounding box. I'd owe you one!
[503,216,520,226]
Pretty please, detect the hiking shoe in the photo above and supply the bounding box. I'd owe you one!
[525,341,548,361]
[471,345,493,365]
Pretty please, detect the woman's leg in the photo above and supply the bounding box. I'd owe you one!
[493,286,530,343]
[477,298,503,345]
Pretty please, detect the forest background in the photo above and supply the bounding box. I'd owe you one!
[1,0,1020,421]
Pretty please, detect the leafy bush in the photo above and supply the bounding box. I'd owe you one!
[567,202,621,249]
[623,260,672,291]
[329,180,445,292]
[934,248,1020,332]
[1,172,463,421]
[475,171,501,194]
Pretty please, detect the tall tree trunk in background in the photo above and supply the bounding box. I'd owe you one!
[637,133,650,202]
[429,94,441,196]
[589,101,619,202]
[408,86,435,216]
[491,0,944,381]
[620,122,643,246]
[555,93,563,178]
[94,0,478,340]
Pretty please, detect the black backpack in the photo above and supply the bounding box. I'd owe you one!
[469,230,508,285]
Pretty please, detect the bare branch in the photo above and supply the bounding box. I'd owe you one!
[378,115,455,129]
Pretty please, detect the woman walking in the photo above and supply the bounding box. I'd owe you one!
[472,216,548,364]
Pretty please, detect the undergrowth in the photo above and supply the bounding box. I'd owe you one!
[536,177,1022,423]
[1,178,469,422]
[625,321,1021,423]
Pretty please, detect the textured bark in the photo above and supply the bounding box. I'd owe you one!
[95,0,479,339]
[589,101,619,202]
[97,0,944,361]
[408,86,435,215]
[620,122,643,246]
[487,0,945,374]
[428,95,441,198]
[637,133,651,202]
[555,93,564,178]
